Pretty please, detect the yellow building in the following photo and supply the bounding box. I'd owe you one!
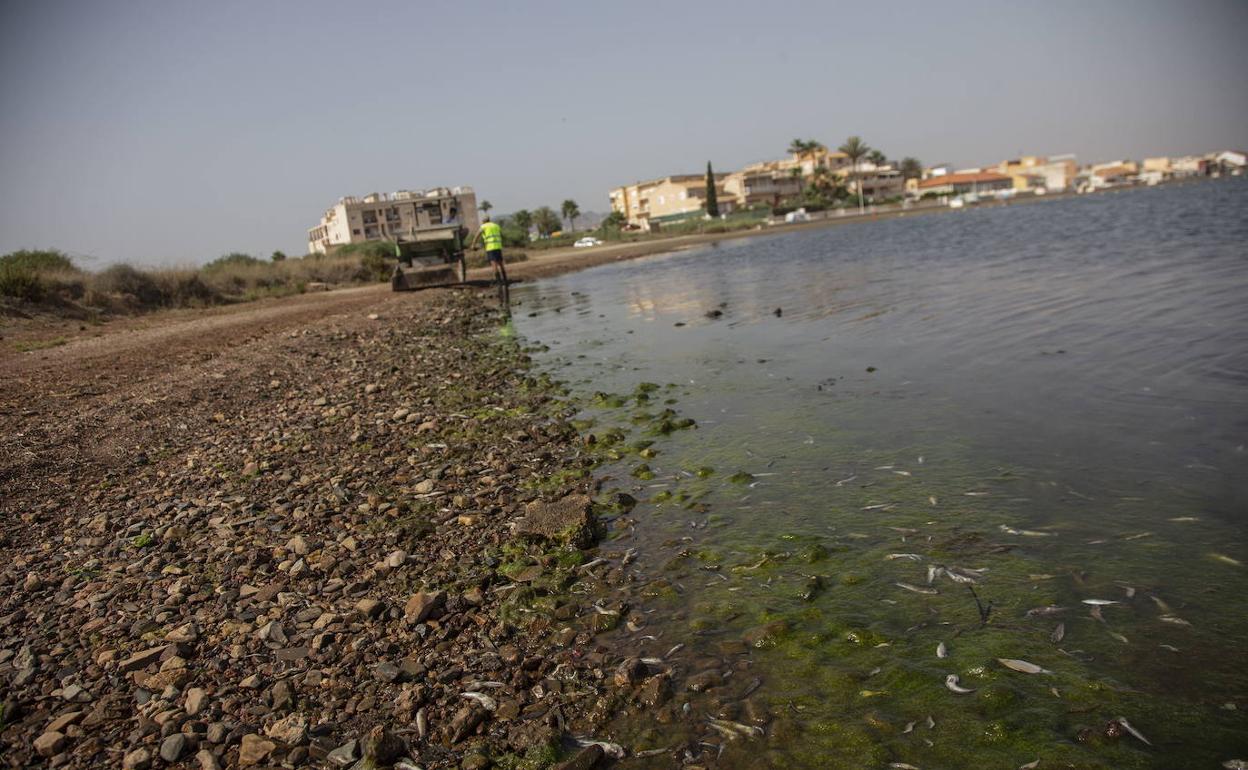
[994,154,1077,192]
[609,174,735,228]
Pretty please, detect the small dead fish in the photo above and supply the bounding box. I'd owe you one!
[1159,643,1180,652]
[926,715,936,729]
[903,721,916,734]
[633,747,673,758]
[1051,623,1066,643]
[1123,532,1153,541]
[945,674,974,693]
[999,524,1054,536]
[416,707,428,739]
[886,553,924,561]
[889,526,919,534]
[1149,594,1174,613]
[929,496,937,506]
[1159,615,1192,626]
[622,548,638,566]
[1122,585,1137,598]
[998,658,1052,675]
[1108,631,1130,644]
[1026,605,1067,617]
[943,567,981,584]
[875,465,896,470]
[665,643,685,658]
[835,475,858,486]
[926,565,944,584]
[578,557,608,572]
[1169,516,1200,522]
[1210,553,1243,567]
[1029,574,1056,581]
[1019,761,1040,770]
[896,582,939,595]
[592,605,620,615]
[1222,761,1248,770]
[918,456,925,464]
[573,738,626,759]
[893,470,912,476]
[707,717,764,739]
[936,642,948,659]
[964,491,990,496]
[1089,606,1106,625]
[1115,716,1152,746]
[1082,599,1119,606]
[863,503,895,511]
[461,692,497,711]
[889,764,921,770]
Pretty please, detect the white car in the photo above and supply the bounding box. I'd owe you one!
[573,237,603,248]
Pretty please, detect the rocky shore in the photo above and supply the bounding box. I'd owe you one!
[0,288,670,769]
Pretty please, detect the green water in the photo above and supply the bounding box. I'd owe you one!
[513,182,1248,768]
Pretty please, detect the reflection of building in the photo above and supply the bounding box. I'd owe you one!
[307,188,477,254]
[915,171,1013,197]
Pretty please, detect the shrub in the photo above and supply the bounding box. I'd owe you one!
[91,264,164,307]
[0,249,76,273]
[0,264,44,301]
[203,252,264,272]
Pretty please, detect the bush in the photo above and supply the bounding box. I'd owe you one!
[0,264,44,301]
[0,249,76,273]
[203,252,264,271]
[91,264,164,307]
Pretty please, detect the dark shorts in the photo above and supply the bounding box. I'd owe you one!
[486,249,503,263]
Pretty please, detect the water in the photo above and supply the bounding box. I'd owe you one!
[512,180,1248,768]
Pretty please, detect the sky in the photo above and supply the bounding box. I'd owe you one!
[1,0,1246,267]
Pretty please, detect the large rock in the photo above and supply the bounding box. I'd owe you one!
[238,734,276,766]
[34,731,66,757]
[404,591,446,624]
[514,494,596,546]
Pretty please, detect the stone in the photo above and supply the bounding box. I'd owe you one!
[552,744,603,770]
[361,726,404,763]
[449,706,486,743]
[46,711,83,733]
[160,733,187,763]
[743,620,789,649]
[403,591,446,624]
[613,657,646,687]
[514,494,595,546]
[195,749,222,770]
[184,687,209,716]
[355,598,384,618]
[122,747,152,770]
[34,731,67,757]
[119,645,170,673]
[413,479,435,494]
[686,669,722,693]
[256,620,287,644]
[373,662,401,683]
[264,713,308,745]
[238,734,276,766]
[165,623,199,643]
[384,549,407,568]
[326,740,358,767]
[638,675,671,708]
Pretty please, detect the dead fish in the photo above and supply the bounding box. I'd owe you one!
[461,692,497,711]
[945,674,974,693]
[903,721,916,734]
[1029,574,1056,581]
[1160,644,1180,652]
[1159,615,1192,626]
[1122,585,1136,599]
[918,456,925,464]
[1088,606,1106,625]
[592,605,620,616]
[1082,599,1119,606]
[416,707,428,739]
[1108,631,1130,644]
[926,715,936,729]
[633,747,673,758]
[835,475,858,486]
[1051,623,1066,643]
[1026,606,1068,617]
[929,496,938,506]
[573,738,626,759]
[964,491,990,496]
[886,553,924,561]
[999,524,1055,536]
[1123,532,1153,541]
[1169,516,1200,522]
[889,526,920,534]
[926,565,945,584]
[1149,595,1174,613]
[875,465,896,470]
[863,503,895,511]
[1210,553,1243,567]
[936,642,948,659]
[1115,716,1152,746]
[622,548,638,566]
[889,764,921,770]
[893,470,912,476]
[1019,761,1040,770]
[943,566,984,584]
[896,582,939,595]
[665,643,685,658]
[578,557,609,572]
[998,658,1052,675]
[707,717,763,739]
[1221,761,1248,770]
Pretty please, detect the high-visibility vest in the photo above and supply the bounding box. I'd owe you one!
[481,222,503,251]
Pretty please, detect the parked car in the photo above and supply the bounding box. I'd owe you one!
[573,237,603,248]
[784,208,811,223]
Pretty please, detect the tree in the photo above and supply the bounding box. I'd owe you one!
[705,161,720,217]
[270,250,287,262]
[511,209,533,233]
[561,199,580,231]
[480,200,493,216]
[900,157,923,180]
[603,210,625,228]
[867,150,887,168]
[838,136,871,213]
[533,206,561,237]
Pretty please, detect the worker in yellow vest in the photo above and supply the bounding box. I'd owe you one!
[469,216,508,288]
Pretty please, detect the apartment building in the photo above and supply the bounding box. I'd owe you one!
[915,171,1013,197]
[307,187,479,254]
[994,154,1077,192]
[609,174,735,228]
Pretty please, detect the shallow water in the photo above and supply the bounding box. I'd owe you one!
[514,180,1248,768]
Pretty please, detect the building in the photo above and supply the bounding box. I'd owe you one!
[994,154,1077,192]
[915,171,1013,198]
[609,174,735,229]
[851,165,905,201]
[1215,150,1246,170]
[1087,164,1137,189]
[307,187,478,254]
[722,162,804,208]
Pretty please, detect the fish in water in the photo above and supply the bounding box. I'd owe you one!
[1051,623,1066,643]
[1169,516,1200,522]
[998,658,1052,675]
[945,674,974,693]
[929,496,938,506]
[889,764,921,770]
[1088,606,1106,625]
[903,721,916,734]
[1123,532,1153,541]
[1082,599,1119,605]
[1159,615,1192,626]
[707,717,764,739]
[896,582,939,595]
[1019,762,1040,770]
[1210,553,1243,567]
[863,503,895,511]
[999,524,1056,537]
[1222,761,1248,770]
[943,566,985,584]
[1026,605,1067,617]
[886,553,924,561]
[936,642,948,659]
[926,565,945,584]
[926,715,936,729]
[1160,644,1180,653]
[1150,594,1174,613]
[1109,631,1130,644]
[1115,716,1153,746]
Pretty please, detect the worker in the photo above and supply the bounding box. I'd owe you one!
[469,216,508,288]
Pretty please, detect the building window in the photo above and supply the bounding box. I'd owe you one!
[352,228,361,235]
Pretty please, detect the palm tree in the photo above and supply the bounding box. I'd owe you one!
[839,136,871,214]
[561,199,580,232]
[866,150,887,168]
[480,200,493,217]
[899,157,923,180]
[533,206,561,237]
[511,209,533,238]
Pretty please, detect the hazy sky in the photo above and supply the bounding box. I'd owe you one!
[2,0,1246,266]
